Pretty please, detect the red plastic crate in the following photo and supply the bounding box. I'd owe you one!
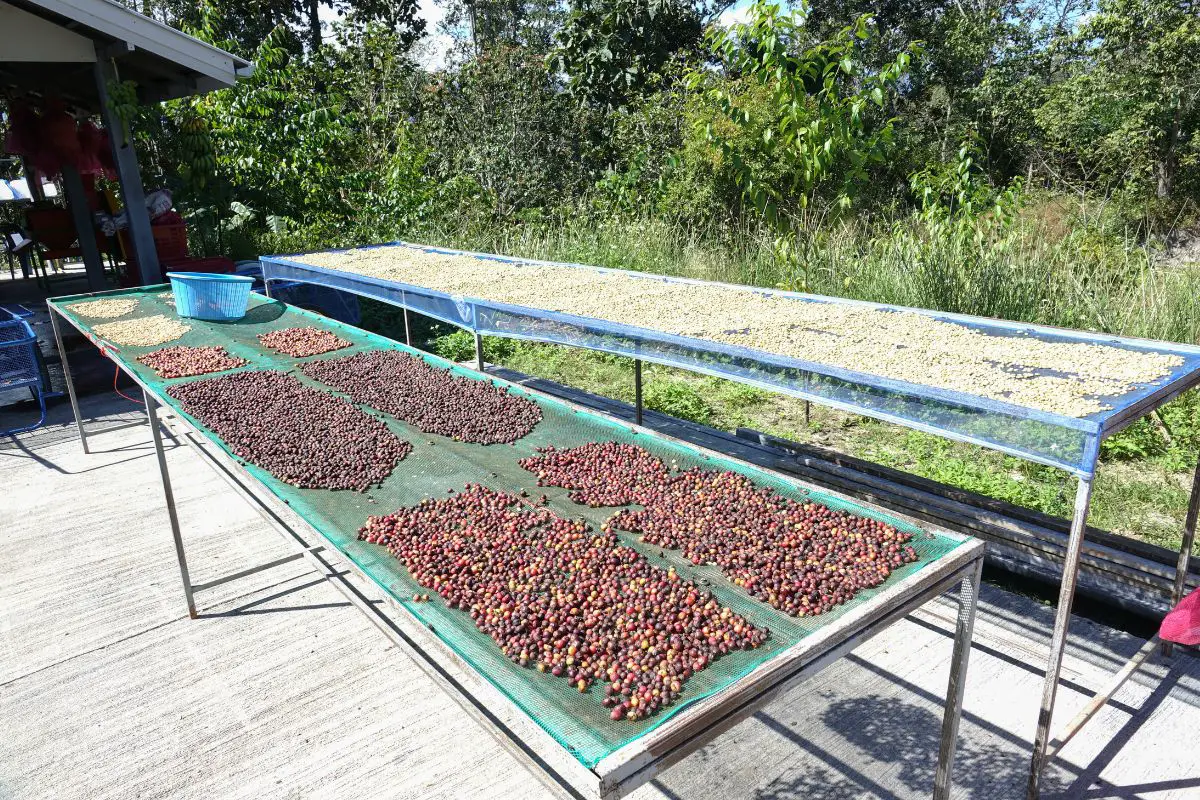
[159,256,235,276]
[151,223,188,261]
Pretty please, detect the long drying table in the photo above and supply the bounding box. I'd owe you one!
[260,241,1200,797]
[49,286,983,799]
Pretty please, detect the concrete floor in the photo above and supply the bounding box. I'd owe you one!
[2,394,1199,800]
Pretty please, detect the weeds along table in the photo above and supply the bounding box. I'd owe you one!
[49,286,984,800]
[260,241,1200,798]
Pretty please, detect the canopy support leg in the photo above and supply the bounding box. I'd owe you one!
[1027,476,1093,799]
[95,57,160,286]
[145,390,196,619]
[934,557,982,800]
[60,165,107,291]
[402,291,412,347]
[49,306,88,453]
[634,359,643,426]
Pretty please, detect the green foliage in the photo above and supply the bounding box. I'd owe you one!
[696,2,914,218]
[692,1,914,288]
[551,0,708,110]
[432,329,476,361]
[1036,0,1200,204]
[643,379,714,424]
[431,330,521,363]
[420,44,589,217]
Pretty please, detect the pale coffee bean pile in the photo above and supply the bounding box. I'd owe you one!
[299,246,1186,418]
[92,314,191,347]
[69,297,139,319]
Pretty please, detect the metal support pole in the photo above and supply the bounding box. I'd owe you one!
[144,390,197,619]
[933,558,982,800]
[474,331,485,373]
[95,56,160,286]
[1164,455,1200,657]
[48,307,89,453]
[1027,477,1094,799]
[634,359,644,426]
[404,307,412,347]
[263,275,273,299]
[60,164,107,291]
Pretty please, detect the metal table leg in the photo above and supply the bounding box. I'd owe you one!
[145,390,197,619]
[1027,477,1094,799]
[634,359,643,426]
[933,558,982,800]
[48,306,89,453]
[474,332,485,373]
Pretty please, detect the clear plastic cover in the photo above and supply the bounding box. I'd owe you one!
[262,243,1200,477]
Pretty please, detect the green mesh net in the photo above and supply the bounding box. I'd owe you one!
[53,287,967,768]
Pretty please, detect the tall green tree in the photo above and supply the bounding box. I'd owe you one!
[550,0,726,110]
[695,1,913,286]
[1037,0,1200,199]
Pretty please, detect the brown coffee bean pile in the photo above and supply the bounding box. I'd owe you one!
[301,350,541,444]
[167,370,411,491]
[612,469,918,616]
[519,442,668,506]
[360,484,768,722]
[257,327,351,357]
[137,345,248,379]
[519,441,918,617]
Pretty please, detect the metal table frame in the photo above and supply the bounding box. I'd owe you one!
[256,247,1200,798]
[49,293,985,800]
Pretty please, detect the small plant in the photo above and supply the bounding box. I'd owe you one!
[644,379,713,424]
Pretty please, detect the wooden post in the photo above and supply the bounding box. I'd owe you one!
[94,55,160,286]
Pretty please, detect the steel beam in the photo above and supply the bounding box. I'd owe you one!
[934,558,982,800]
[94,56,160,286]
[144,391,197,618]
[634,359,643,426]
[60,165,107,291]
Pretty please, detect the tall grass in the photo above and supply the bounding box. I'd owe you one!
[407,203,1200,346]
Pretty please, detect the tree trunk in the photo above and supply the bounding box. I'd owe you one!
[308,0,321,52]
[1156,105,1181,199]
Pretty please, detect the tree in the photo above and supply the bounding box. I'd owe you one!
[550,0,725,110]
[439,0,566,56]
[419,44,588,215]
[805,0,1030,182]
[1039,0,1200,199]
[694,1,913,287]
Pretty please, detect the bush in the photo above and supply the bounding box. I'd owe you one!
[644,380,713,425]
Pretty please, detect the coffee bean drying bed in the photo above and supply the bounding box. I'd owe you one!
[49,286,984,800]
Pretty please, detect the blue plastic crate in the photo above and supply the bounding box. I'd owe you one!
[0,316,46,435]
[167,272,255,321]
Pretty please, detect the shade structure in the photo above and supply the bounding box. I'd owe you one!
[1,0,252,288]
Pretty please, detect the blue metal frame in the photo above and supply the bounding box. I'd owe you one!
[260,241,1200,479]
[0,314,47,435]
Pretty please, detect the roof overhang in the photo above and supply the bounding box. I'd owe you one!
[0,0,253,111]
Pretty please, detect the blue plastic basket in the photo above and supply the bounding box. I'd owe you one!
[167,272,255,321]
